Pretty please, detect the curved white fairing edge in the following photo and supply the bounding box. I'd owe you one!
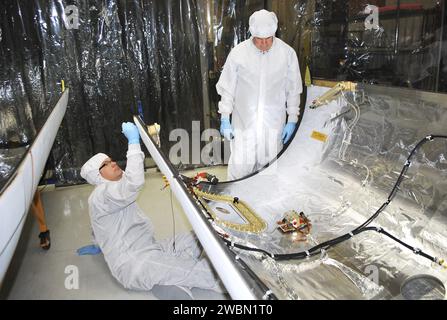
[0,89,69,286]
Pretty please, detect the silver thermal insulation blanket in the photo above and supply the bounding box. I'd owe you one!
[197,84,447,299]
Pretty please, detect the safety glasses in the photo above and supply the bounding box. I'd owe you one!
[99,159,113,171]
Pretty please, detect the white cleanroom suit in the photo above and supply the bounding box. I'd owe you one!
[80,144,223,292]
[216,10,303,180]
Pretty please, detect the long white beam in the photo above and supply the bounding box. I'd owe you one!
[0,89,69,286]
[134,116,258,300]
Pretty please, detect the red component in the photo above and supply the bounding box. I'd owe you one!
[197,172,208,178]
[378,4,423,13]
[292,219,298,228]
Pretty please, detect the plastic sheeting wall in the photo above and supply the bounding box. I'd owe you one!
[0,0,212,185]
[1,0,446,186]
[0,0,268,185]
[310,0,446,92]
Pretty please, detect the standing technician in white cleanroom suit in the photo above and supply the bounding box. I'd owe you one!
[80,122,224,293]
[216,9,303,180]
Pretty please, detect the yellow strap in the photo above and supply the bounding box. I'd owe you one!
[304,65,312,87]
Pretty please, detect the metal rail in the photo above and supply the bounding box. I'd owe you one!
[134,115,267,300]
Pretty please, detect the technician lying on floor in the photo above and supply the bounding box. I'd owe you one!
[80,122,224,292]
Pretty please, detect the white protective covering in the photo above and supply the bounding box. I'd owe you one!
[216,25,302,179]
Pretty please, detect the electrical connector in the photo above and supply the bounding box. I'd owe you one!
[436,258,447,269]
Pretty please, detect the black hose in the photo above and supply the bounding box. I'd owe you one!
[218,135,447,265]
[355,135,446,231]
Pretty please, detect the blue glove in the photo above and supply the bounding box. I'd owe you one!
[77,244,102,256]
[122,122,140,144]
[220,118,234,140]
[281,122,297,144]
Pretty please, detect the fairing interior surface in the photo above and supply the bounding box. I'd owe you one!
[199,84,447,299]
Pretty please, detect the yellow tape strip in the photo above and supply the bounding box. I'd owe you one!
[194,188,266,233]
[311,130,328,142]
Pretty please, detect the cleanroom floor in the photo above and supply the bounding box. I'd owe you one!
[0,166,229,300]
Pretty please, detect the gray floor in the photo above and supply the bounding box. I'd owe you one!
[0,166,230,300]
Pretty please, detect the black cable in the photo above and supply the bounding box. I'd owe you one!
[216,135,447,265]
[375,227,438,262]
[354,135,444,231]
[222,225,441,264]
[186,135,446,298]
[169,189,176,252]
[233,254,278,300]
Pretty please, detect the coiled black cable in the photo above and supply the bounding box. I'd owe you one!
[219,135,447,265]
[354,135,447,231]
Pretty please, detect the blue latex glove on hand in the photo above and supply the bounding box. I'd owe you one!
[122,122,140,144]
[77,244,102,256]
[282,122,297,144]
[220,118,234,140]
